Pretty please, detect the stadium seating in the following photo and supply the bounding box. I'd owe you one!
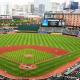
[47,76,77,80]
[0,28,14,34]
[62,28,79,36]
[38,27,64,33]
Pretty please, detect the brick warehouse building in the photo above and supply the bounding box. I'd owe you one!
[53,13,80,29]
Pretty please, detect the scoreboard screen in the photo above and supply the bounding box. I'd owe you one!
[48,21,58,27]
[42,19,48,27]
[41,19,65,27]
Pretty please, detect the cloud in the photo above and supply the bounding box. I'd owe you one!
[0,0,34,5]
[0,0,80,5]
[10,0,34,5]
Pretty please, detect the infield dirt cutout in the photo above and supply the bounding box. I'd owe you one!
[0,45,68,56]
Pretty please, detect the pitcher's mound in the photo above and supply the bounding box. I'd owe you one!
[24,54,33,59]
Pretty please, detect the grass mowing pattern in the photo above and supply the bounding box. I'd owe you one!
[0,50,80,77]
[0,33,80,51]
[0,33,80,77]
[1,49,54,64]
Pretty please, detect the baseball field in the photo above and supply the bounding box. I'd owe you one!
[0,33,80,78]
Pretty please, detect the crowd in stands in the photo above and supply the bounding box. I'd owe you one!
[0,28,15,34]
[47,76,78,80]
[64,62,80,79]
[45,63,80,80]
[0,75,10,80]
[38,27,64,33]
[62,28,79,36]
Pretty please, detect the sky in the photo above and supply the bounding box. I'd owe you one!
[0,0,80,15]
[0,0,80,5]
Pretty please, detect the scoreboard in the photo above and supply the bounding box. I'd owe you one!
[42,12,65,27]
[42,19,48,27]
[42,19,65,27]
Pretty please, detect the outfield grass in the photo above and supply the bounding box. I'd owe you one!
[0,33,80,51]
[0,33,80,77]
